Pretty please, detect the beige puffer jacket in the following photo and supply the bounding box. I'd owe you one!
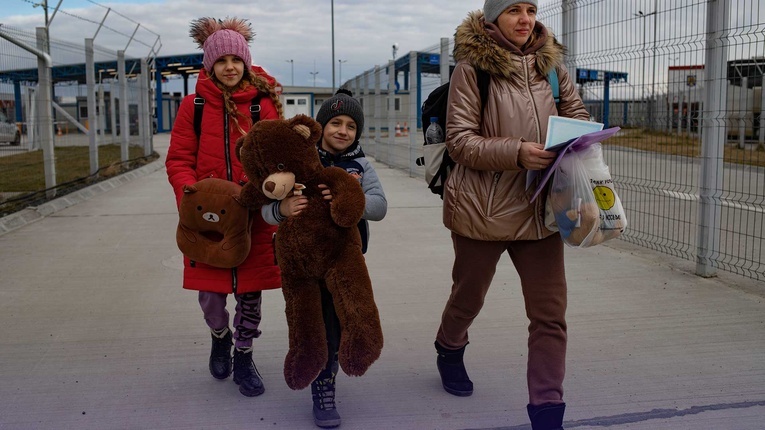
[443,10,590,241]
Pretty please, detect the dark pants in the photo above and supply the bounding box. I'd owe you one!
[436,232,568,406]
[319,286,341,376]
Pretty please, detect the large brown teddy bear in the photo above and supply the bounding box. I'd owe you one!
[176,178,252,268]
[236,114,383,390]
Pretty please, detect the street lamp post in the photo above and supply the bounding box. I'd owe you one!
[310,60,319,87]
[338,59,347,88]
[331,0,335,91]
[285,59,294,86]
[635,8,656,129]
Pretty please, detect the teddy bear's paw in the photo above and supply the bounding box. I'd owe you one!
[284,350,325,390]
[284,370,316,390]
[338,334,383,377]
[330,205,362,228]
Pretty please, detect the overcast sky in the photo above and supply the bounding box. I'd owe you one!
[0,0,498,88]
[2,1,762,98]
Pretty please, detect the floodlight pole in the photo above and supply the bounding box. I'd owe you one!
[338,59,347,88]
[286,59,294,86]
[634,8,656,128]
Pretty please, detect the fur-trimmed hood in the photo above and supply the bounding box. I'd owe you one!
[453,10,564,80]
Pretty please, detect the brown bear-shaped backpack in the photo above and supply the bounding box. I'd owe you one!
[236,114,384,390]
[176,178,253,268]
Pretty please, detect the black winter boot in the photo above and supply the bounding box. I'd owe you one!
[208,328,233,380]
[233,347,265,397]
[311,360,341,428]
[435,341,473,397]
[527,403,566,430]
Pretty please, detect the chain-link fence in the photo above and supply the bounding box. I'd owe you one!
[0,2,159,215]
[343,0,765,282]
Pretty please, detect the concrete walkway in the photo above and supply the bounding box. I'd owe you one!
[1,133,763,430]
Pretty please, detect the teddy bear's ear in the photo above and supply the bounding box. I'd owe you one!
[183,184,198,194]
[289,114,323,143]
[234,136,246,162]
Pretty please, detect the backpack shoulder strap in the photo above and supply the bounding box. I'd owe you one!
[250,94,263,124]
[548,68,560,107]
[194,93,264,138]
[476,68,491,114]
[193,95,205,139]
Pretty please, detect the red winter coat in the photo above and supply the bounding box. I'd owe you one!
[167,66,281,294]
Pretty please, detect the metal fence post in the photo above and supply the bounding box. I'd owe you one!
[85,38,99,175]
[109,84,117,145]
[36,27,56,196]
[374,65,382,160]
[561,0,577,72]
[408,51,418,176]
[696,0,729,277]
[387,59,395,165]
[440,38,449,85]
[760,83,765,149]
[362,70,369,149]
[118,50,129,160]
[139,57,150,156]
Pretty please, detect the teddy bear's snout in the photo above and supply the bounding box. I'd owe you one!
[203,212,220,223]
[262,172,296,200]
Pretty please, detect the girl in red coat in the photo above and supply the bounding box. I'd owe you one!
[166,17,283,397]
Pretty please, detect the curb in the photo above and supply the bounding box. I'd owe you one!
[0,159,164,237]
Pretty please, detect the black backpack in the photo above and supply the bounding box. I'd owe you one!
[417,68,560,198]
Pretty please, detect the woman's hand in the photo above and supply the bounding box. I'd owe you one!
[279,195,309,217]
[318,184,333,201]
[518,141,556,170]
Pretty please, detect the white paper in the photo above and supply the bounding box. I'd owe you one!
[544,116,604,150]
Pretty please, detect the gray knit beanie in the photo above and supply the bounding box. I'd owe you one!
[315,89,364,139]
[483,0,538,23]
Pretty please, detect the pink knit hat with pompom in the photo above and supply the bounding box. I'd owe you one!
[189,17,254,72]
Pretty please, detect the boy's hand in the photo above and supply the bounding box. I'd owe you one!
[318,184,333,201]
[279,195,309,217]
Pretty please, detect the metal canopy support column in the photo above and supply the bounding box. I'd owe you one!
[696,0,729,277]
[13,81,22,123]
[603,76,611,129]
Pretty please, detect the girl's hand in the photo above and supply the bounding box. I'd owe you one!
[279,195,309,217]
[318,184,333,201]
[518,141,556,170]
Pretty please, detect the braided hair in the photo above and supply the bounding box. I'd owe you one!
[209,68,285,136]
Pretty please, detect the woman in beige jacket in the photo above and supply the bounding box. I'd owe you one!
[434,2,590,429]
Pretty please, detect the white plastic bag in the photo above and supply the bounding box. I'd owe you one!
[545,143,627,248]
